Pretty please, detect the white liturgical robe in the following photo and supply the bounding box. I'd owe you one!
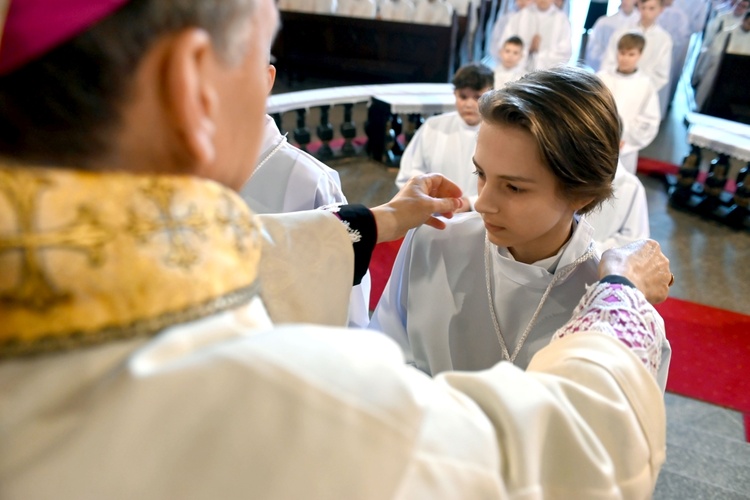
[396,111,479,201]
[493,63,526,88]
[501,3,572,70]
[336,0,377,17]
[597,69,661,174]
[0,163,669,499]
[585,9,640,71]
[584,161,651,252]
[240,115,371,328]
[658,5,692,108]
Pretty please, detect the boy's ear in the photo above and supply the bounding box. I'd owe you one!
[162,28,219,167]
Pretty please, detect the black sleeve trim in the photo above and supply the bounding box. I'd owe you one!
[335,204,377,286]
[599,275,636,288]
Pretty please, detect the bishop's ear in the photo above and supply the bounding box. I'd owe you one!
[162,27,219,168]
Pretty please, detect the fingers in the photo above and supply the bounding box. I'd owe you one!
[418,173,463,200]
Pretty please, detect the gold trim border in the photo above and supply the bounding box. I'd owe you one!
[0,281,261,360]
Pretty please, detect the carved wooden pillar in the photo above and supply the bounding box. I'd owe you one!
[340,103,357,156]
[293,108,311,152]
[316,105,334,160]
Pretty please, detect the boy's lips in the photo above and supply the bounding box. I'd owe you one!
[484,220,506,232]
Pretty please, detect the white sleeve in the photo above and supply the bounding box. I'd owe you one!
[368,229,418,365]
[396,124,430,188]
[650,37,673,91]
[622,84,662,150]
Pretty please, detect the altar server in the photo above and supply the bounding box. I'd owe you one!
[601,0,673,114]
[413,0,454,25]
[396,62,494,210]
[597,32,661,174]
[500,0,573,70]
[379,0,416,21]
[372,67,672,389]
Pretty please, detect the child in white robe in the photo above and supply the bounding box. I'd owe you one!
[396,63,494,210]
[586,0,641,71]
[601,0,673,115]
[493,36,526,88]
[703,0,748,47]
[500,0,572,71]
[378,0,416,21]
[658,0,692,107]
[371,66,672,390]
[488,0,532,64]
[597,32,661,174]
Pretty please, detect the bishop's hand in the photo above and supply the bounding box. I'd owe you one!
[598,239,672,304]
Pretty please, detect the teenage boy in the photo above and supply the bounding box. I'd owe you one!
[597,32,661,175]
[494,36,526,88]
[396,63,494,210]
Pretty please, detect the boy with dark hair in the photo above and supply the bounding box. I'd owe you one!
[396,62,494,210]
[597,32,661,174]
[493,36,525,88]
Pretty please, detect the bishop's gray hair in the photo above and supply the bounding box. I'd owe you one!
[0,0,260,167]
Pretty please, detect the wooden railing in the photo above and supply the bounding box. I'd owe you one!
[266,83,456,164]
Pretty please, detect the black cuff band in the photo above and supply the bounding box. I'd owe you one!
[335,204,377,286]
[599,275,636,289]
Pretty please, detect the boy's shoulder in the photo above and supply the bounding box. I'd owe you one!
[422,111,463,130]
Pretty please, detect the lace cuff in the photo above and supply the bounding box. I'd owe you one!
[551,282,665,378]
[319,203,376,286]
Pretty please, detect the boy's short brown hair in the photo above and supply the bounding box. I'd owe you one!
[452,63,495,91]
[478,67,619,215]
[503,36,524,49]
[617,32,646,52]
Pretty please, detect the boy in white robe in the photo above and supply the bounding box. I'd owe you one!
[372,67,672,389]
[396,62,494,209]
[597,32,661,174]
[500,0,573,71]
[0,1,678,498]
[658,0,693,107]
[488,0,532,65]
[378,0,416,21]
[586,0,641,71]
[413,0,454,25]
[601,0,673,115]
[493,36,526,88]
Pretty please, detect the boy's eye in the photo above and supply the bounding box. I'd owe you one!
[472,169,485,178]
[507,184,523,193]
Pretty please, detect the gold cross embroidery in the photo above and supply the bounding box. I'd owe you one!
[0,172,111,311]
[128,181,208,269]
[216,194,256,255]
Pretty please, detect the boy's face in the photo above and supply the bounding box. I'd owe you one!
[637,0,663,25]
[616,48,642,72]
[500,43,523,69]
[454,87,492,126]
[473,123,582,264]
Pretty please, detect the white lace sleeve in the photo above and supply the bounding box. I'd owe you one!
[552,282,665,379]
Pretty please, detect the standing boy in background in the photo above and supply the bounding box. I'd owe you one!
[597,32,661,175]
[601,0,673,115]
[500,0,572,71]
[493,36,526,88]
[396,63,493,211]
[586,0,641,71]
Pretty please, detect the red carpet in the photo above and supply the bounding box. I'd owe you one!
[655,297,750,441]
[369,238,750,440]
